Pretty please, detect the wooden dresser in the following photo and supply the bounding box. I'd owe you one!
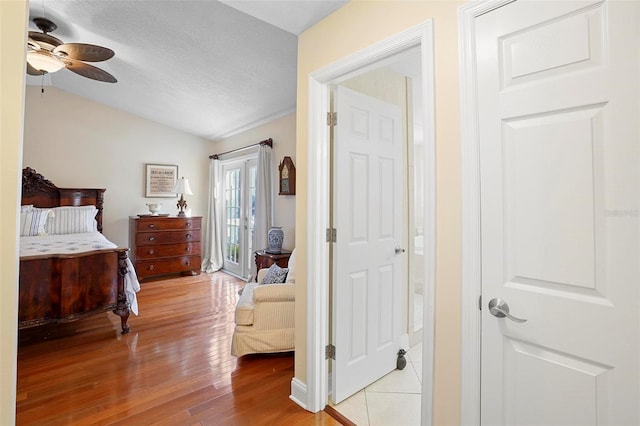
[129,216,202,281]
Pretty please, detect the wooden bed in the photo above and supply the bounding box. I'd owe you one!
[19,167,131,334]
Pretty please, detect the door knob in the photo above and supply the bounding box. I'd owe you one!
[488,298,527,323]
[395,246,406,254]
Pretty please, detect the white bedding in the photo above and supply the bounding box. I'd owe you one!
[20,231,118,256]
[20,232,140,315]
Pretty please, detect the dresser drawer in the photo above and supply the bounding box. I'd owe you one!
[135,231,173,246]
[135,255,201,278]
[135,242,201,260]
[171,230,201,243]
[135,217,201,232]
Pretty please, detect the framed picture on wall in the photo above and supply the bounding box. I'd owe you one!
[145,164,178,197]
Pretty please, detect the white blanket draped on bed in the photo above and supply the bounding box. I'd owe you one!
[20,232,141,315]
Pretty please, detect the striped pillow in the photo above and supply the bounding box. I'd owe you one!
[20,207,51,236]
[46,206,98,235]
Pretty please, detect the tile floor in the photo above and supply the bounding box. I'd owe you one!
[330,343,423,425]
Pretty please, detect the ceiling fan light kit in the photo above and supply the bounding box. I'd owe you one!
[27,50,65,73]
[26,17,117,83]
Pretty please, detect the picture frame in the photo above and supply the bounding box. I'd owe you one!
[145,164,178,197]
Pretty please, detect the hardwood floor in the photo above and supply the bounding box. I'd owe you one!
[16,272,341,425]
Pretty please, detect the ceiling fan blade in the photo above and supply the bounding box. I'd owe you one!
[28,31,63,49]
[54,43,115,62]
[64,59,117,83]
[27,37,41,52]
[26,62,44,76]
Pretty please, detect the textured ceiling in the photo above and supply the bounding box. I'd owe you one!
[25,0,347,140]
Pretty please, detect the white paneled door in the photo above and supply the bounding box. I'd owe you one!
[476,1,639,424]
[332,86,405,404]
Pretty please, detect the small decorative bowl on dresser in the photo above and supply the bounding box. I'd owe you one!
[129,216,202,281]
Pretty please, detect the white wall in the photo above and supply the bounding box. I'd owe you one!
[23,87,296,260]
[212,112,296,251]
[0,1,28,423]
[297,2,463,423]
[23,86,211,248]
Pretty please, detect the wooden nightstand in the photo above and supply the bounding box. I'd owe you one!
[255,249,292,273]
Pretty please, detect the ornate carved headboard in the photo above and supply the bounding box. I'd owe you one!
[21,167,106,233]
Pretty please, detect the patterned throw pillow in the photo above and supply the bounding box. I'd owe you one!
[261,263,289,284]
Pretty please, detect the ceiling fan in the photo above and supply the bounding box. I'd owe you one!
[27,17,117,83]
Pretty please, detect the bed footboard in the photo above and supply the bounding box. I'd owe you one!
[19,248,131,334]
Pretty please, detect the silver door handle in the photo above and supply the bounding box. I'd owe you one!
[395,246,406,254]
[488,298,527,323]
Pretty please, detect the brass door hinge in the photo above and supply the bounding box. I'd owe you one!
[327,112,337,127]
[326,344,336,360]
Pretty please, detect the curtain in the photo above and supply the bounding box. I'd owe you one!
[250,144,273,279]
[201,158,223,272]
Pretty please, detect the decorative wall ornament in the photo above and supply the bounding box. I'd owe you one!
[278,156,296,195]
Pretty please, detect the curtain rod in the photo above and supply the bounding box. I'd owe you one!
[208,138,273,160]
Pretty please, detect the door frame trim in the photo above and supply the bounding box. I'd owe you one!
[301,20,436,423]
[458,1,516,424]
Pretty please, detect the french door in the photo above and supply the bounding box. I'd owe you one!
[221,157,257,278]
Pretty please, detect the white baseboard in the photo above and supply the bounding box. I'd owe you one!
[290,377,308,411]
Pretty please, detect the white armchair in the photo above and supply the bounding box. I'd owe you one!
[231,250,296,357]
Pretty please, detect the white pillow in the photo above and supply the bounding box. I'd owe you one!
[46,205,98,235]
[285,249,296,283]
[20,207,51,236]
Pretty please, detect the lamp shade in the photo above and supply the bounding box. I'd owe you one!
[27,51,65,73]
[172,177,193,195]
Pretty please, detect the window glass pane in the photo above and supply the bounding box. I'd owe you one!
[224,168,241,264]
[248,164,257,267]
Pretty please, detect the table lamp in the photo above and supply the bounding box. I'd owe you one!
[172,177,193,216]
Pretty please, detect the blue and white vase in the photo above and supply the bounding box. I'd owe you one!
[268,226,284,253]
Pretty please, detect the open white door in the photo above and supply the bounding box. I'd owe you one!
[476,1,639,424]
[331,86,405,404]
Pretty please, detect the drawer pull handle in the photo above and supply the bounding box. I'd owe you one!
[149,237,155,241]
[186,234,192,239]
[148,249,154,255]
[186,247,191,252]
[148,224,155,228]
[149,265,155,271]
[186,223,192,227]
[186,261,190,266]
